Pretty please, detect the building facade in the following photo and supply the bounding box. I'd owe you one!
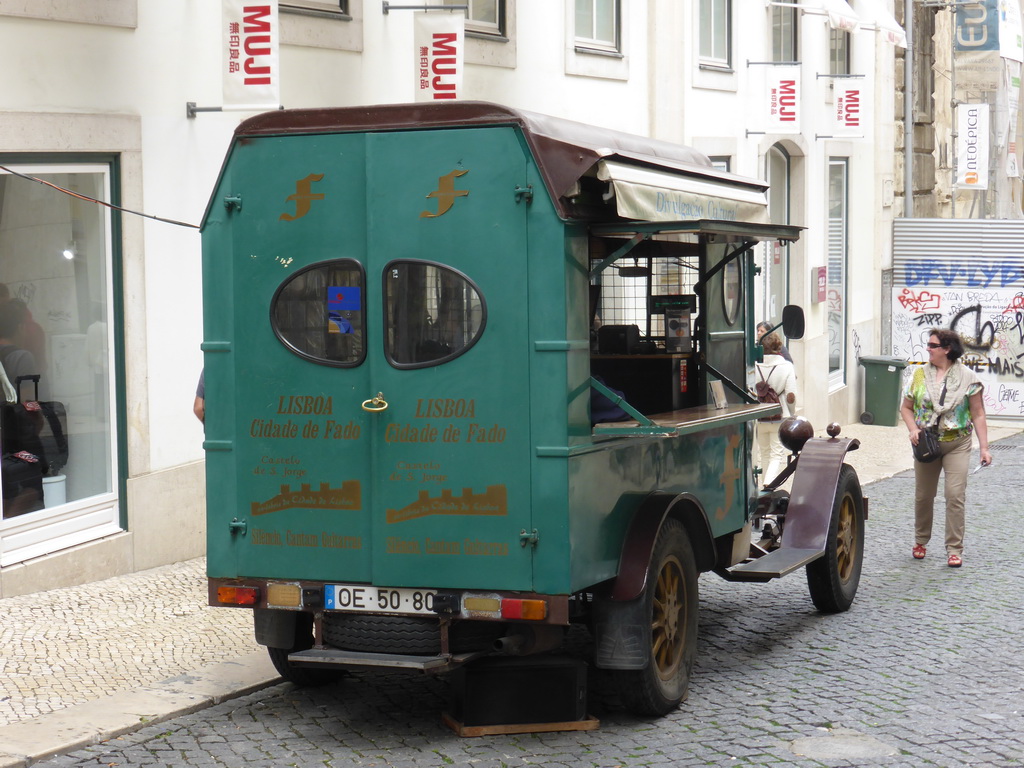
[0,0,903,596]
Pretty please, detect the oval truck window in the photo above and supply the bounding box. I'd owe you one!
[270,259,366,367]
[383,260,486,369]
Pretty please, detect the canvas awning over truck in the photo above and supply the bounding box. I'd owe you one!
[222,101,781,234]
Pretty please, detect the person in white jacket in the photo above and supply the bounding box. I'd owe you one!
[756,331,799,485]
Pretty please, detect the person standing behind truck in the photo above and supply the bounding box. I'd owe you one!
[757,321,793,363]
[755,331,798,485]
[194,369,205,424]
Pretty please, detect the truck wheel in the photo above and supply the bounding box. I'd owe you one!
[613,519,698,716]
[267,614,344,687]
[806,464,865,613]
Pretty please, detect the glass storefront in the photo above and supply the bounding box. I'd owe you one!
[0,162,120,565]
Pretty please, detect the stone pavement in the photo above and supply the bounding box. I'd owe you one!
[0,420,1019,767]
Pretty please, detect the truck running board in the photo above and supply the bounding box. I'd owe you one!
[718,547,824,582]
[289,647,482,672]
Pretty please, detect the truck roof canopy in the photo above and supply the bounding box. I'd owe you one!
[228,101,777,227]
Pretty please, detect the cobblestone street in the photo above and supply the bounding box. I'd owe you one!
[27,434,1024,768]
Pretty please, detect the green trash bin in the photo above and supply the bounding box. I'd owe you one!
[858,355,909,426]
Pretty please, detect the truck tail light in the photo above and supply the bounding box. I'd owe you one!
[500,599,547,620]
[217,586,260,605]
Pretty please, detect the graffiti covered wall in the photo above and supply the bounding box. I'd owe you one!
[893,270,1024,419]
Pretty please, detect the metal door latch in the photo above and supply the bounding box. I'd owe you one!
[519,528,539,547]
[229,518,248,535]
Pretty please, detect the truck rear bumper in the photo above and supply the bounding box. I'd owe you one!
[208,577,571,624]
[288,647,485,673]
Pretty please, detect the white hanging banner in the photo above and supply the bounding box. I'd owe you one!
[818,0,860,31]
[957,103,990,190]
[833,81,868,136]
[1000,0,1024,63]
[223,0,280,111]
[766,66,801,134]
[414,12,464,102]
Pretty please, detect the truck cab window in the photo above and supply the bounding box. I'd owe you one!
[270,259,366,367]
[383,260,486,368]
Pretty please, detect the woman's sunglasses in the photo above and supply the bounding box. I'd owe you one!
[926,342,944,349]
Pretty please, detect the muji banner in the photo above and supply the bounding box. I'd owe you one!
[765,66,800,134]
[223,0,280,110]
[833,82,867,136]
[414,12,464,102]
[957,103,990,189]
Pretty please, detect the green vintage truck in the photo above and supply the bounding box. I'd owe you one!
[201,102,865,717]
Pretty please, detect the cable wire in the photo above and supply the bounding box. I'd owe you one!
[0,164,200,230]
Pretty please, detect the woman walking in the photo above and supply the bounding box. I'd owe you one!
[899,329,992,567]
[755,331,798,485]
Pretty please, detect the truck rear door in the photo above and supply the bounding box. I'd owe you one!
[362,128,532,591]
[213,126,534,593]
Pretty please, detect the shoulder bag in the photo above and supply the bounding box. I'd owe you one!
[913,425,941,463]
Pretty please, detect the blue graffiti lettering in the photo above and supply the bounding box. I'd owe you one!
[904,260,1024,288]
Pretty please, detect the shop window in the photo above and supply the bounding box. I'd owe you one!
[828,158,848,384]
[0,162,117,527]
[384,261,485,368]
[762,144,791,326]
[575,0,620,53]
[442,0,504,36]
[271,260,366,367]
[700,0,731,69]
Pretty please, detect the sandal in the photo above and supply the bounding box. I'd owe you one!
[948,554,962,568]
[913,545,926,560]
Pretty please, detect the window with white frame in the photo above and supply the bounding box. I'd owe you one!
[700,0,730,68]
[771,0,798,62]
[280,0,348,15]
[709,156,732,172]
[827,158,848,383]
[443,0,504,36]
[575,0,620,53]
[0,160,121,565]
[829,28,850,76]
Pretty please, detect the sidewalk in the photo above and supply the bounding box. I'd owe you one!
[0,420,1019,767]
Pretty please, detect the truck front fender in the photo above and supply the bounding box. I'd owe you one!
[783,435,863,550]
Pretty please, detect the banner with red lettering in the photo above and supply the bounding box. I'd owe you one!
[765,66,800,134]
[223,0,280,110]
[414,12,464,102]
[832,82,867,137]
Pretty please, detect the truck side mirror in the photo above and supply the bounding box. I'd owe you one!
[781,305,805,340]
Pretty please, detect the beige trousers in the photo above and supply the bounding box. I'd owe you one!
[913,433,972,555]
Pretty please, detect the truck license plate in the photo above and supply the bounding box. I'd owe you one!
[324,584,438,616]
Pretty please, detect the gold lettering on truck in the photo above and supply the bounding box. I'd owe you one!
[280,173,325,221]
[386,485,507,524]
[251,480,361,516]
[420,169,468,218]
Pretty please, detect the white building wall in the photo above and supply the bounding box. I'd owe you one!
[0,0,899,594]
[684,7,899,429]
